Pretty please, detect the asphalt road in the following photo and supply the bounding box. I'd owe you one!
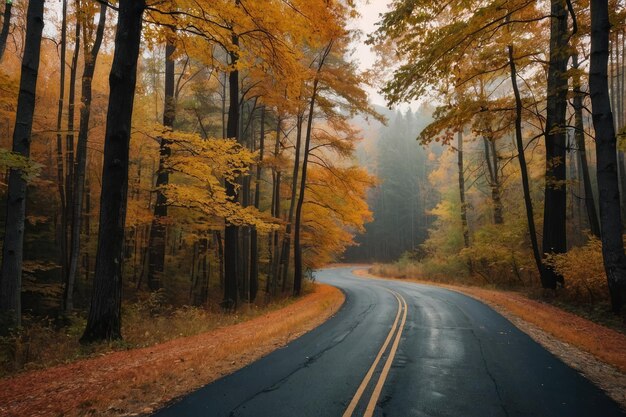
[152,267,625,417]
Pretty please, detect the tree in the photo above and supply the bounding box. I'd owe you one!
[66,1,107,312]
[147,38,176,292]
[508,43,545,284]
[589,0,626,313]
[0,0,12,61]
[457,131,470,249]
[0,0,45,327]
[293,41,332,296]
[81,0,146,342]
[542,0,570,289]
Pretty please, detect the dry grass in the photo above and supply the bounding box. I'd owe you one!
[0,284,344,417]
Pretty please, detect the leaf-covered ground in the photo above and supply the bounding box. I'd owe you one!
[0,284,344,417]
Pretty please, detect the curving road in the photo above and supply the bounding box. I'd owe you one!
[152,267,625,417]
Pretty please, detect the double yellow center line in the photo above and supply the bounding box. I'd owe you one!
[342,289,408,417]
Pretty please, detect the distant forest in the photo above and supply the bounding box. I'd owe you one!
[345,108,440,262]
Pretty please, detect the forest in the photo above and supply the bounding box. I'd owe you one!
[0,0,626,403]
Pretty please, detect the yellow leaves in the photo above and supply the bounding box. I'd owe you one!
[300,164,375,266]
[143,125,277,232]
[545,236,609,302]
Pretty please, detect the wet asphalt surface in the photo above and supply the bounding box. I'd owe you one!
[152,267,625,417]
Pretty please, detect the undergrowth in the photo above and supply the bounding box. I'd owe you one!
[0,284,312,378]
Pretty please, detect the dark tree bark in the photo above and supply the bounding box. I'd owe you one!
[589,0,626,313]
[62,14,81,312]
[508,44,546,284]
[457,131,470,248]
[0,0,44,327]
[542,0,569,288]
[293,42,333,296]
[67,3,106,313]
[223,34,240,310]
[56,0,69,286]
[249,106,265,302]
[269,118,282,297]
[81,0,146,343]
[572,53,601,237]
[278,114,303,292]
[147,39,176,292]
[0,0,12,61]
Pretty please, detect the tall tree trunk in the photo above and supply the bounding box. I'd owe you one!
[611,32,626,227]
[147,39,176,291]
[457,131,470,247]
[508,44,545,284]
[223,33,240,310]
[239,103,253,301]
[0,0,44,327]
[270,118,282,296]
[56,0,69,287]
[0,0,12,61]
[81,0,146,343]
[573,53,601,237]
[279,114,304,292]
[542,0,569,288]
[62,14,81,312]
[589,0,626,313]
[68,3,106,312]
[249,106,265,302]
[293,42,333,296]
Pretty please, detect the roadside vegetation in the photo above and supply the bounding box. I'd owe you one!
[0,281,318,378]
[344,0,626,329]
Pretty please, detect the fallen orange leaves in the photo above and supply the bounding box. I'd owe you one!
[0,284,344,417]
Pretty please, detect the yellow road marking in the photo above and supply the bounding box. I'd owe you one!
[363,292,408,417]
[342,290,403,417]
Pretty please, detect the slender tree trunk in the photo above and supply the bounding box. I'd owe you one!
[62,15,81,312]
[293,84,319,296]
[270,118,282,296]
[223,34,240,310]
[508,44,545,283]
[81,0,146,343]
[239,103,253,301]
[249,106,265,302]
[573,53,601,237]
[279,114,304,292]
[611,32,626,227]
[542,0,569,288]
[215,230,224,289]
[483,138,503,224]
[589,0,626,313]
[0,0,44,327]
[69,2,109,310]
[147,39,176,291]
[0,0,12,61]
[457,131,470,247]
[293,42,333,296]
[56,0,69,286]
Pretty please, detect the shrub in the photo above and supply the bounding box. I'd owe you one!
[546,236,608,304]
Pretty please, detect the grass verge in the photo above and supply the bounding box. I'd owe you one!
[0,283,344,417]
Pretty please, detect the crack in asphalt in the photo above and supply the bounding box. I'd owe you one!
[471,328,511,417]
[227,301,378,417]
